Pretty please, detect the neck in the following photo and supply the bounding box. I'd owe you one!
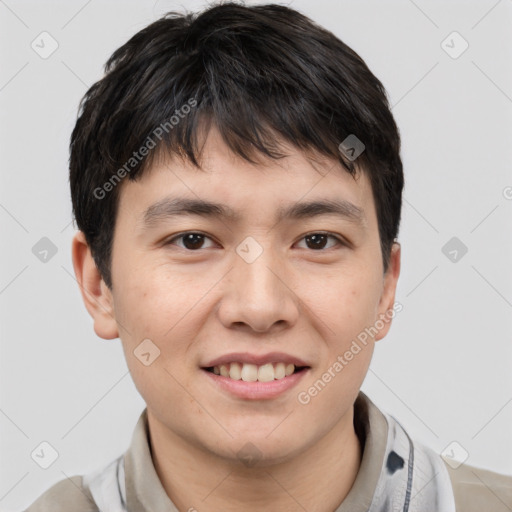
[148,406,362,512]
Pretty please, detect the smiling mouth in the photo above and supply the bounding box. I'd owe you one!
[203,362,309,382]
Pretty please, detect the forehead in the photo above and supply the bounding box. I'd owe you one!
[117,127,376,230]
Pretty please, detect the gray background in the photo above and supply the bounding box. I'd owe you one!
[1,0,511,510]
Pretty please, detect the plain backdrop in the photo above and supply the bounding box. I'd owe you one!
[1,0,511,510]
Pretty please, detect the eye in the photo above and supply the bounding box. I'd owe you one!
[164,231,345,252]
[165,232,216,251]
[295,232,344,251]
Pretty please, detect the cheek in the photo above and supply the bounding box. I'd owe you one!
[301,270,380,396]
[305,270,381,340]
[113,267,217,403]
[114,275,202,420]
[113,262,204,340]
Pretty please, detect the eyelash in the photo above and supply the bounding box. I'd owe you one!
[164,231,346,251]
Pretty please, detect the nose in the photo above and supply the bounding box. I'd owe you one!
[216,243,300,334]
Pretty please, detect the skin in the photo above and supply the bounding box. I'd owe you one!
[72,126,400,512]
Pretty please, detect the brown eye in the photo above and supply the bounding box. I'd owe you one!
[166,232,215,250]
[296,233,343,251]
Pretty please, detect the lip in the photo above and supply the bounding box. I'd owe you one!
[202,366,310,400]
[201,351,310,368]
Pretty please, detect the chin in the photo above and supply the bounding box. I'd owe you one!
[207,432,309,469]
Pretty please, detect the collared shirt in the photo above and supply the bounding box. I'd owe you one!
[25,392,512,511]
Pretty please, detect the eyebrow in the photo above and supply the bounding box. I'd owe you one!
[142,196,366,227]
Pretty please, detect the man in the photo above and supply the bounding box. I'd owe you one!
[25,2,512,511]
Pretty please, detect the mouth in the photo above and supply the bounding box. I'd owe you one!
[200,361,311,400]
[203,362,310,382]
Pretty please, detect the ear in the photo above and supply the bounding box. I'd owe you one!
[374,242,401,342]
[71,231,119,340]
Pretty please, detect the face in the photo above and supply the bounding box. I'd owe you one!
[74,127,400,465]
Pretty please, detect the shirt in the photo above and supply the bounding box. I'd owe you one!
[24,391,512,511]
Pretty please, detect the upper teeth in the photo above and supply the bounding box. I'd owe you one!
[212,362,296,382]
